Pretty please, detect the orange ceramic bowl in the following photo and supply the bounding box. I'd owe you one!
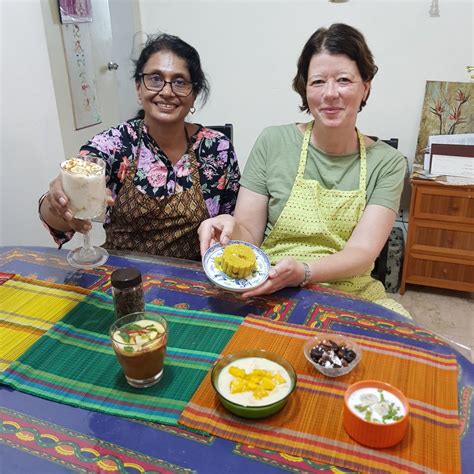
[343,380,409,448]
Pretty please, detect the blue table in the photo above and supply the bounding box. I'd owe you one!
[0,246,472,473]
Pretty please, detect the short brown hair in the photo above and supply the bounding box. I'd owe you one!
[292,23,378,113]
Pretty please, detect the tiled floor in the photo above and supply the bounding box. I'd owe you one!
[390,285,474,362]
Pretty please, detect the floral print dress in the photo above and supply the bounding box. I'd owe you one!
[48,119,240,247]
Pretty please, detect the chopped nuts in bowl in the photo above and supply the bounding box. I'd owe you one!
[303,334,362,377]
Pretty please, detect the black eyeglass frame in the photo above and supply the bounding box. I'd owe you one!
[139,73,196,97]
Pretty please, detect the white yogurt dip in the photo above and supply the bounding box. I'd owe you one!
[217,357,292,407]
[61,157,106,219]
[348,387,406,424]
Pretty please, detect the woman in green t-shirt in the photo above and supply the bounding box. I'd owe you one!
[199,23,409,317]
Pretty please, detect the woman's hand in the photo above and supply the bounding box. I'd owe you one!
[49,175,90,232]
[198,215,236,255]
[198,188,269,256]
[241,257,306,298]
[41,175,114,234]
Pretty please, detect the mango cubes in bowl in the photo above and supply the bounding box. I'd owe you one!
[211,349,296,419]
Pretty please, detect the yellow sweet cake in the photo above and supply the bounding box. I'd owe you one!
[221,244,256,279]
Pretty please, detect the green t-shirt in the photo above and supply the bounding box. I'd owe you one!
[241,124,406,235]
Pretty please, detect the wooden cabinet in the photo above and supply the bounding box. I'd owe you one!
[400,179,474,294]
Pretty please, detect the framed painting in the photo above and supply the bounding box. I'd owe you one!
[415,81,473,165]
[58,0,93,24]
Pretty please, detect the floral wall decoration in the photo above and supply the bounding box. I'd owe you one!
[62,23,101,129]
[58,0,92,24]
[415,81,473,164]
[467,66,474,81]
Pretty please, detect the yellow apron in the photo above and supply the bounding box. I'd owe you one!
[261,121,410,318]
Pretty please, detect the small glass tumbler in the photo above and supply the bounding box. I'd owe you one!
[110,312,168,388]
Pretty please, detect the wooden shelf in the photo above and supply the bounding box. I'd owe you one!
[400,179,474,294]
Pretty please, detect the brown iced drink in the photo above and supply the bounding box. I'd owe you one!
[111,319,167,387]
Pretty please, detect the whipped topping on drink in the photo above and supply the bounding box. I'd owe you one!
[61,157,106,219]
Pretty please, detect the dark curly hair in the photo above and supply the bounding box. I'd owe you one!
[133,33,210,105]
[292,24,378,113]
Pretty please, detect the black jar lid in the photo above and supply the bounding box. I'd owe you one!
[111,267,142,289]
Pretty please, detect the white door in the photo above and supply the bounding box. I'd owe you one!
[108,0,142,122]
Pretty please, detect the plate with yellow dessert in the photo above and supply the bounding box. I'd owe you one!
[203,240,270,292]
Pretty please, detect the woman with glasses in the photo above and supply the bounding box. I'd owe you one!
[199,24,409,317]
[39,33,240,260]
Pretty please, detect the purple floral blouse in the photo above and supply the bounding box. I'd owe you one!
[46,119,240,247]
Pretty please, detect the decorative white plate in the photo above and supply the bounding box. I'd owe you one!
[202,240,271,292]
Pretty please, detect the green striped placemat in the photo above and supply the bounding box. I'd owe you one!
[0,290,242,424]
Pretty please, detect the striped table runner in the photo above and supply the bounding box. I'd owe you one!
[179,316,461,473]
[0,290,242,425]
[0,272,14,285]
[0,276,89,371]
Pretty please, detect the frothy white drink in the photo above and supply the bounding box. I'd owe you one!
[61,157,106,219]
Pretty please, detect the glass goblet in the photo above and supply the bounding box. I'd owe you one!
[60,155,109,269]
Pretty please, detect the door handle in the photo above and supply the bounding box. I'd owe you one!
[107,62,119,71]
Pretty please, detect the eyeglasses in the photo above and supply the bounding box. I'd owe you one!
[139,73,195,97]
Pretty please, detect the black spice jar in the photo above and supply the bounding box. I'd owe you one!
[111,267,145,319]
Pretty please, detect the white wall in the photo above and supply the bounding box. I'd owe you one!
[1,0,65,247]
[0,0,472,247]
[139,0,473,170]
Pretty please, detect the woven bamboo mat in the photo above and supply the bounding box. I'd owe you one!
[179,316,460,473]
[0,290,243,425]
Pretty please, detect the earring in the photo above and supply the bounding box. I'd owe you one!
[137,97,142,105]
[190,107,196,114]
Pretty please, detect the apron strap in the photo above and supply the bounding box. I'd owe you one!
[296,121,313,178]
[356,128,367,191]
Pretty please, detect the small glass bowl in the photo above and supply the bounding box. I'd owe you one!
[303,334,362,378]
[211,349,296,419]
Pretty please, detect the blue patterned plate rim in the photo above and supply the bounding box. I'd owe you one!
[202,240,270,292]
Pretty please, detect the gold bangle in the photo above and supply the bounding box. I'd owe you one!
[299,262,311,287]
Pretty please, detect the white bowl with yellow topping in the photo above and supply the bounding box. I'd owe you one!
[211,349,296,418]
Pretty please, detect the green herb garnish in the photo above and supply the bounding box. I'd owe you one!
[354,390,403,423]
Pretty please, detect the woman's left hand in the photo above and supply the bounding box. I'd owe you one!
[241,257,306,298]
